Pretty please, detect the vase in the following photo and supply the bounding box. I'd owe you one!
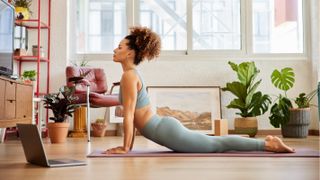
[47,122,70,143]
[15,7,30,20]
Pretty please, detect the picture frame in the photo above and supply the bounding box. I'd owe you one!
[108,106,124,123]
[147,86,221,134]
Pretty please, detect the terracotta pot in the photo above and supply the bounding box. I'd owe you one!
[91,123,107,137]
[47,122,70,143]
[234,117,258,137]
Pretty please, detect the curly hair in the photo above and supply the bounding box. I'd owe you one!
[125,26,161,65]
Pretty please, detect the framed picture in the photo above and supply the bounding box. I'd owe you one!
[147,86,221,134]
[108,106,124,123]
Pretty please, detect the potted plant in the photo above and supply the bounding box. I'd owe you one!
[22,70,37,91]
[91,119,107,137]
[43,86,80,143]
[11,0,32,20]
[269,67,316,138]
[222,61,272,137]
[22,70,36,82]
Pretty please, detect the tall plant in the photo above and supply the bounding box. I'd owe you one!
[222,61,271,117]
[269,68,295,128]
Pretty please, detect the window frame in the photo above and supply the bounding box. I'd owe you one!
[70,0,310,61]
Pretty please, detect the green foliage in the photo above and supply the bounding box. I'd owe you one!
[222,61,271,117]
[269,95,292,128]
[22,70,36,81]
[11,0,32,9]
[271,68,295,92]
[269,68,295,128]
[43,86,80,123]
[70,56,89,67]
[294,89,317,108]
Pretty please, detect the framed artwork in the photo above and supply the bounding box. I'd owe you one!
[108,106,124,123]
[147,86,221,134]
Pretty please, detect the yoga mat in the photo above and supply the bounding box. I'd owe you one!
[87,148,320,158]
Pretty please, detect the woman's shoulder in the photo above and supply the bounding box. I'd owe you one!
[121,69,139,82]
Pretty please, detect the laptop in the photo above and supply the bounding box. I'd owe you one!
[17,124,86,167]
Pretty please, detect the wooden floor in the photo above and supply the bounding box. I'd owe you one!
[0,135,319,180]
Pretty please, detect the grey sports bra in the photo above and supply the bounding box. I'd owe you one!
[119,70,150,109]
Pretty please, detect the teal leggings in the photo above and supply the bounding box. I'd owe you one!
[140,115,265,153]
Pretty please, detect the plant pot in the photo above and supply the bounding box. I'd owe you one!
[234,117,258,137]
[47,122,70,143]
[281,108,310,138]
[91,123,107,137]
[15,7,30,20]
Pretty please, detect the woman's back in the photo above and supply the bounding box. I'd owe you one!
[119,70,154,130]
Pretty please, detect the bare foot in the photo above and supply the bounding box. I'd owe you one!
[265,136,295,153]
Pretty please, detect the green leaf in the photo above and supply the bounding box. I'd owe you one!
[248,92,272,117]
[223,61,270,117]
[222,82,247,102]
[271,68,295,92]
[269,96,292,128]
[245,80,262,107]
[228,61,238,72]
[226,99,247,117]
[237,62,259,87]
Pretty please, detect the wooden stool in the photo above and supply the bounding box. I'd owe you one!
[69,107,87,137]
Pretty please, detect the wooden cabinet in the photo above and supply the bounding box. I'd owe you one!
[0,76,33,128]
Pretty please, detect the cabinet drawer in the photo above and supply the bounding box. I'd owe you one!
[4,100,16,119]
[16,84,33,118]
[5,81,16,101]
[0,79,5,119]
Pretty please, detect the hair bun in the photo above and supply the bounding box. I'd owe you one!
[129,26,161,61]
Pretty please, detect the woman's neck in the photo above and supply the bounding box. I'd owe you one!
[122,64,136,72]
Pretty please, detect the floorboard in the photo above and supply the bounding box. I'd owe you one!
[0,135,319,180]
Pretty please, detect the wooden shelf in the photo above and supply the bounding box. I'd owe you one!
[15,19,50,29]
[14,56,49,62]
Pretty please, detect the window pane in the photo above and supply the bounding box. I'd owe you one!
[140,0,187,50]
[253,0,303,53]
[76,0,127,53]
[192,0,241,50]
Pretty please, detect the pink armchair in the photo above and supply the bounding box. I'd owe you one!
[66,66,121,142]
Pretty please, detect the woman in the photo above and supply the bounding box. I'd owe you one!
[105,26,294,154]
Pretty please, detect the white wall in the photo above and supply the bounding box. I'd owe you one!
[310,0,320,130]
[49,0,319,131]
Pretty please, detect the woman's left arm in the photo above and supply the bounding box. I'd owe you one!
[104,72,137,154]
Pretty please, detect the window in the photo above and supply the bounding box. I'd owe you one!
[73,0,306,56]
[139,0,187,50]
[252,0,303,53]
[76,0,127,53]
[192,0,241,50]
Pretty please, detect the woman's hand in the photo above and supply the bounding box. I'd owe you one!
[103,146,129,154]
